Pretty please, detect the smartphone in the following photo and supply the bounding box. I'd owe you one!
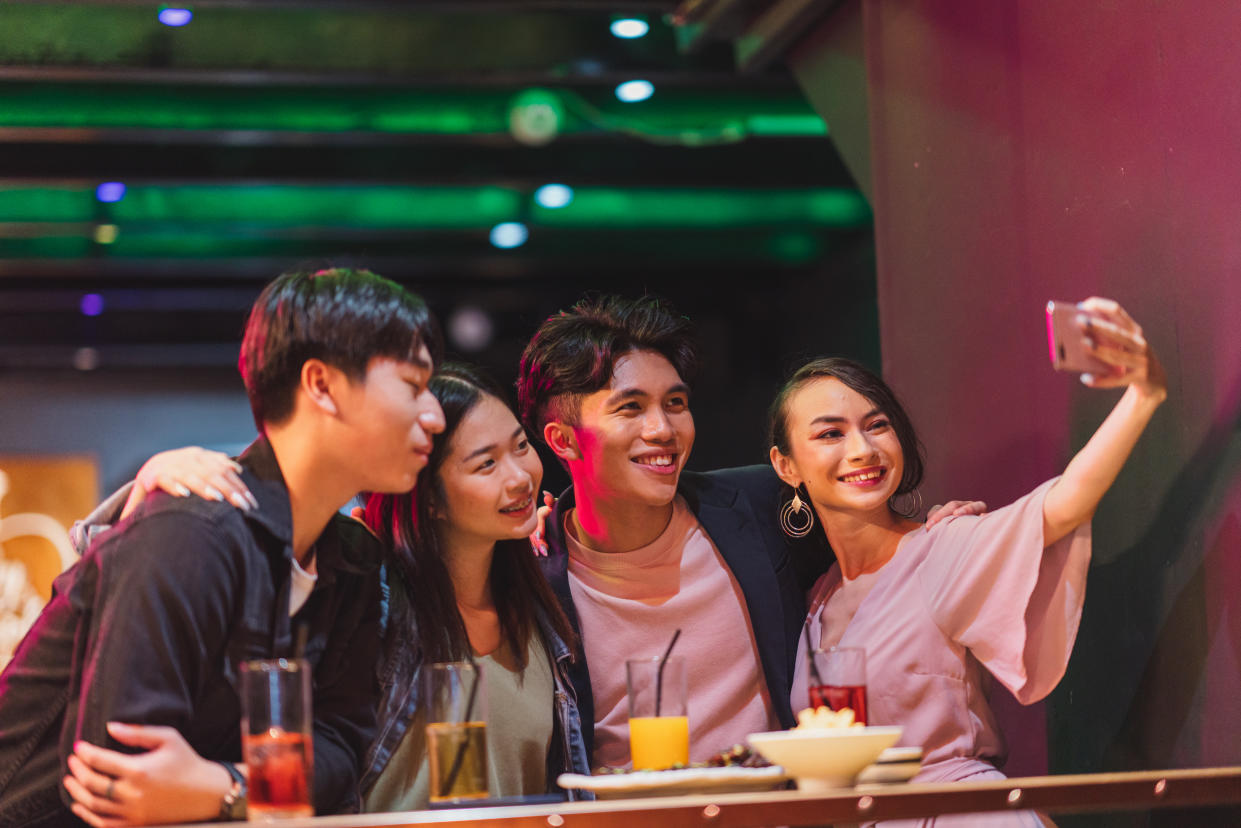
[1045,301,1110,374]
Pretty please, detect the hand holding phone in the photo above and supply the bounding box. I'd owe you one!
[1045,301,1111,374]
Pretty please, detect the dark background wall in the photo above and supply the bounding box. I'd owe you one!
[0,246,880,498]
[848,1,1240,821]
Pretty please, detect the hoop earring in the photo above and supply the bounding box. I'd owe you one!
[780,488,815,538]
[889,488,923,520]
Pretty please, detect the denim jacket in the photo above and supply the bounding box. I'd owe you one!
[359,567,593,801]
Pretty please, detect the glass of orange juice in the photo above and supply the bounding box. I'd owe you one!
[625,657,688,770]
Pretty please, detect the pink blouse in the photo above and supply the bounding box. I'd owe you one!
[792,478,1091,792]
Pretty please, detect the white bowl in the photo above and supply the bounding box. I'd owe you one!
[747,726,903,792]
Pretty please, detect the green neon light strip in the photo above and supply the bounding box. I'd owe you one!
[534,189,868,227]
[0,231,827,264]
[0,185,868,230]
[0,83,824,137]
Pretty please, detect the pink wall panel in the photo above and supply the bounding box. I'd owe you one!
[862,0,1241,778]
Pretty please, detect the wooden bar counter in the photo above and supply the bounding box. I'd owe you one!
[244,767,1241,827]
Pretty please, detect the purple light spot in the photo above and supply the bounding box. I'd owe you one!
[96,182,126,203]
[80,294,104,317]
[158,8,193,27]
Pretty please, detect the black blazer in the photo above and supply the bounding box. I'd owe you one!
[538,464,834,761]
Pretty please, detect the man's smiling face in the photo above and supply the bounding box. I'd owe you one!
[567,348,695,509]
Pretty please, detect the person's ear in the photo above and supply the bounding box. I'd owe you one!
[301,359,343,417]
[769,445,802,490]
[544,421,579,462]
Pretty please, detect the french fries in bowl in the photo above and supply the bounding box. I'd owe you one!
[747,707,902,791]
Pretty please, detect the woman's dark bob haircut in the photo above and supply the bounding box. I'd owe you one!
[768,357,925,511]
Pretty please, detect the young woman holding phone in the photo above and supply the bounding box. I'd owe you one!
[773,298,1164,825]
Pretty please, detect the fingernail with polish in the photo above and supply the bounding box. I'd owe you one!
[204,486,225,502]
[247,492,259,509]
[230,492,252,510]
[1080,373,1095,385]
[174,483,191,497]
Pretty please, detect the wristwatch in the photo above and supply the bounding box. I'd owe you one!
[216,761,247,821]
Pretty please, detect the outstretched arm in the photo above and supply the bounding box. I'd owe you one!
[1042,298,1167,546]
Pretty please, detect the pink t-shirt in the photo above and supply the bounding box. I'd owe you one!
[792,478,1091,790]
[566,496,778,769]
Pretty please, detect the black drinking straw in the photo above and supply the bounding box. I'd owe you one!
[439,657,481,798]
[803,619,824,688]
[654,628,682,717]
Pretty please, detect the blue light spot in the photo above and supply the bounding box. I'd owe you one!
[490,222,529,249]
[95,182,126,203]
[610,18,650,39]
[615,80,655,103]
[535,184,574,209]
[158,8,193,27]
[80,294,104,317]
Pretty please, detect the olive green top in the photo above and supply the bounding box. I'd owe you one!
[363,636,554,812]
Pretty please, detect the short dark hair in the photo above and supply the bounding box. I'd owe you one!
[238,268,441,429]
[516,294,699,437]
[769,357,925,510]
[364,363,576,668]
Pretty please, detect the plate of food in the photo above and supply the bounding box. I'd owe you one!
[557,744,789,799]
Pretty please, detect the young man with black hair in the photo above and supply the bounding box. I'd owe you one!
[516,295,826,769]
[0,268,446,827]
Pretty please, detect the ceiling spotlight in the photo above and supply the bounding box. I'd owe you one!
[95,182,126,203]
[490,222,529,249]
[610,18,650,39]
[158,7,193,27]
[535,184,574,209]
[615,80,654,103]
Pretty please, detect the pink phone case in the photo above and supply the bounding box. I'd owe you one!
[1046,301,1110,374]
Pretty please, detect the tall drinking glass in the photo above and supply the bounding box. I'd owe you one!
[808,646,868,725]
[626,656,689,770]
[240,658,314,820]
[424,661,489,803]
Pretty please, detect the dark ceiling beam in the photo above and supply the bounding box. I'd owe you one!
[0,66,793,90]
[14,1,677,8]
[735,0,842,73]
[0,140,855,188]
[672,0,754,52]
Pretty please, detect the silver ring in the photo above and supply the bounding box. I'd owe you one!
[105,779,116,800]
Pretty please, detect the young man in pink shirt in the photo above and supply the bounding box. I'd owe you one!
[518,296,829,768]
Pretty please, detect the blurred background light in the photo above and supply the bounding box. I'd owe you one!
[508,88,564,146]
[610,18,650,39]
[95,182,126,203]
[534,184,574,209]
[157,8,193,27]
[615,80,654,103]
[489,222,528,249]
[93,224,119,244]
[79,294,104,317]
[73,348,100,372]
[447,305,495,353]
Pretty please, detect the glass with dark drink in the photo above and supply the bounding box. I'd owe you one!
[240,658,315,819]
[808,646,868,725]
